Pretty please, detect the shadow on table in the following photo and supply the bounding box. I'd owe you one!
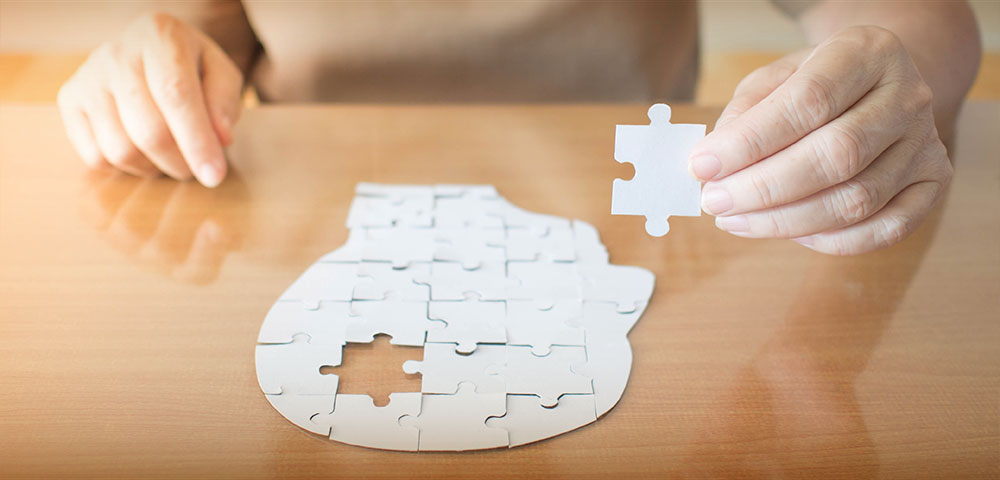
[669,199,947,478]
[77,168,251,284]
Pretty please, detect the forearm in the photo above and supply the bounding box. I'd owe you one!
[794,1,981,141]
[175,0,261,80]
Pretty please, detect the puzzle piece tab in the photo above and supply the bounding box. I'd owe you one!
[612,103,705,236]
[313,393,421,451]
[403,342,506,394]
[399,382,508,451]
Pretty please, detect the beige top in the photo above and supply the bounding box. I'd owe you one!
[238,1,699,103]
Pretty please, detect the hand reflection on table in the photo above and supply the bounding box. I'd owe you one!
[78,169,250,284]
[671,207,945,478]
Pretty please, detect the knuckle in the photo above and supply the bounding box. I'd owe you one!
[130,123,174,153]
[872,214,911,250]
[734,124,769,166]
[155,73,197,107]
[841,26,900,53]
[763,209,793,238]
[831,179,878,226]
[783,74,836,132]
[815,123,868,183]
[911,82,934,112]
[747,170,781,207]
[144,12,181,35]
[103,141,140,168]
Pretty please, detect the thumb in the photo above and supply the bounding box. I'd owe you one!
[199,39,244,147]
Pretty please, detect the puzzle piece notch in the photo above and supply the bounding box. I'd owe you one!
[402,342,506,394]
[485,394,598,447]
[312,393,421,451]
[399,382,508,451]
[343,300,444,347]
[255,333,342,395]
[611,103,705,237]
[485,345,592,407]
[426,296,507,353]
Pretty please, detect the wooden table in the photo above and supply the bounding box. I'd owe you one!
[1,103,997,479]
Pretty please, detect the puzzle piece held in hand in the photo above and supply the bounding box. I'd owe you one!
[612,103,705,236]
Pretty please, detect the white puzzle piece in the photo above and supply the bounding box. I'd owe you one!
[486,394,598,447]
[403,342,506,394]
[612,103,705,236]
[432,227,506,270]
[572,220,609,264]
[399,382,508,451]
[257,300,355,346]
[264,391,336,435]
[255,334,341,395]
[579,263,655,313]
[493,224,576,262]
[486,345,592,407]
[352,262,430,301]
[426,297,507,353]
[348,183,434,228]
[256,183,655,451]
[313,393,421,451]
[279,262,361,307]
[507,259,581,307]
[568,302,647,417]
[344,300,443,347]
[417,260,514,301]
[503,300,586,356]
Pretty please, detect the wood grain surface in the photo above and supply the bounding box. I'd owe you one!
[0,103,997,479]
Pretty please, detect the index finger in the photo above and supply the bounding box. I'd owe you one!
[689,28,894,182]
[142,23,226,187]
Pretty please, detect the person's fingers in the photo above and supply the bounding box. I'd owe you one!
[689,27,900,181]
[791,178,949,256]
[57,85,108,169]
[712,136,927,238]
[701,83,929,216]
[713,50,807,131]
[83,89,160,178]
[109,58,194,181]
[78,168,140,232]
[142,15,227,187]
[198,35,244,147]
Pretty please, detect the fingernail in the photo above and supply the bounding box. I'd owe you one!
[198,162,222,188]
[689,154,722,180]
[793,236,814,247]
[715,215,749,233]
[701,186,733,215]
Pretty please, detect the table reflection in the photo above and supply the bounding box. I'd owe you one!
[670,205,945,477]
[78,168,250,284]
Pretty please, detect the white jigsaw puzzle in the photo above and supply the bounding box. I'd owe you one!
[612,103,705,236]
[255,183,655,451]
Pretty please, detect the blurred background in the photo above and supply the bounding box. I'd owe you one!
[1,0,997,104]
